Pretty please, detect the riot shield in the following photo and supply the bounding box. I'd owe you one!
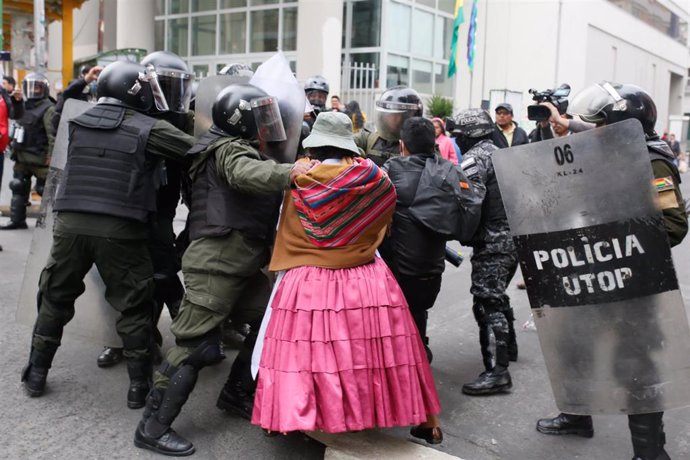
[250,52,305,163]
[193,74,251,137]
[493,118,690,415]
[15,99,121,346]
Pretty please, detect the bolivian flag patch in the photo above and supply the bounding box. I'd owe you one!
[654,176,675,192]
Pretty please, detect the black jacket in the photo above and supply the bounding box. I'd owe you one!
[379,152,447,277]
[492,121,529,148]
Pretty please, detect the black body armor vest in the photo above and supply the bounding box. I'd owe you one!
[14,98,53,155]
[188,132,282,241]
[54,104,158,223]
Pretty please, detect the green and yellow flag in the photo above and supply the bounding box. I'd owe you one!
[448,0,465,78]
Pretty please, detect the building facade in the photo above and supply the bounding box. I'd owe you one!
[45,0,690,137]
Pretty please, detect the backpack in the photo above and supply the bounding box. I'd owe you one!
[408,155,483,244]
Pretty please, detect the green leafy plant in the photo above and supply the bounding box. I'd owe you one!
[426,94,454,118]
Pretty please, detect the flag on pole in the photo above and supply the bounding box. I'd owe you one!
[447,0,465,78]
[467,0,478,72]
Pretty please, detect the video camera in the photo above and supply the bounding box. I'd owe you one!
[527,84,570,122]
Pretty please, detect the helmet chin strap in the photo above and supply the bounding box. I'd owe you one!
[601,82,627,112]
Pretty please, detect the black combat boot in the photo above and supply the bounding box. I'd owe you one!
[21,343,59,397]
[629,413,670,460]
[216,356,255,420]
[462,366,512,396]
[134,364,198,456]
[536,413,594,438]
[507,322,518,362]
[2,175,29,230]
[127,359,152,409]
[97,347,123,368]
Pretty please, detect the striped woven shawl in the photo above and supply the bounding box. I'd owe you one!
[291,157,396,248]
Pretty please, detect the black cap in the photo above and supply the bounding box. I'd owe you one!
[495,102,513,114]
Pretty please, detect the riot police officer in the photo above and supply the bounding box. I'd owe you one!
[2,73,55,230]
[453,109,519,396]
[354,86,423,166]
[133,84,312,456]
[21,61,195,409]
[536,82,687,460]
[96,51,195,368]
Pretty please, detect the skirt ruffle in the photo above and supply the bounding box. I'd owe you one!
[251,258,441,433]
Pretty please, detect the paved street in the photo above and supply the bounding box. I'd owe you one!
[1,155,689,460]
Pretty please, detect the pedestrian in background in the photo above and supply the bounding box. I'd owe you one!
[431,117,458,164]
[346,99,366,133]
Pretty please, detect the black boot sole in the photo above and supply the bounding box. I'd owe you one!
[462,381,512,396]
[24,385,45,397]
[536,424,594,438]
[128,399,146,410]
[134,433,196,457]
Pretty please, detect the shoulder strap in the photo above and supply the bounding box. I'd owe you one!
[71,104,125,130]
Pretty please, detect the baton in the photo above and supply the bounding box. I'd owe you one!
[445,246,464,267]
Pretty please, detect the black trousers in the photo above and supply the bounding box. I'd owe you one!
[395,273,442,344]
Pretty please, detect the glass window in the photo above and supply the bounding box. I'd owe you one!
[250,9,279,52]
[412,59,432,95]
[220,12,247,54]
[387,2,411,53]
[434,63,452,96]
[351,0,381,48]
[221,0,247,7]
[411,9,433,56]
[443,17,452,59]
[168,17,189,56]
[434,15,445,59]
[155,20,165,50]
[192,0,217,11]
[282,8,298,51]
[192,15,216,56]
[417,0,436,8]
[155,0,165,16]
[387,54,409,87]
[170,0,189,14]
[251,0,279,5]
[192,64,209,78]
[438,0,455,15]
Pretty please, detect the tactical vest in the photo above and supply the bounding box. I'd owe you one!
[188,132,282,241]
[647,139,683,185]
[14,98,53,156]
[364,130,400,167]
[472,140,507,226]
[54,104,158,223]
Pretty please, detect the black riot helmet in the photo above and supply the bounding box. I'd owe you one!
[212,83,287,142]
[304,75,329,110]
[96,61,169,113]
[140,50,194,113]
[218,63,254,77]
[568,82,657,136]
[22,72,50,100]
[448,108,496,153]
[375,86,423,141]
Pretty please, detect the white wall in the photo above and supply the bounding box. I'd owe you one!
[454,0,689,133]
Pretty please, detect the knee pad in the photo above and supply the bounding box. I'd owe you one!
[472,302,487,325]
[9,177,29,194]
[178,328,223,370]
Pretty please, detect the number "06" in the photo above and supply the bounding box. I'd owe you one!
[554,144,574,165]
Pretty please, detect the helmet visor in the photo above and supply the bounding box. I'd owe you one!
[157,69,193,113]
[23,79,48,99]
[567,83,614,123]
[375,101,418,141]
[251,96,287,143]
[142,65,170,112]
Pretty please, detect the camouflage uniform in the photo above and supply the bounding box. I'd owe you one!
[462,139,519,370]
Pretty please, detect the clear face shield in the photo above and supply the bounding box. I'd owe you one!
[156,68,194,113]
[23,78,48,100]
[305,90,327,110]
[375,101,419,141]
[251,96,287,143]
[567,82,625,125]
[133,65,170,112]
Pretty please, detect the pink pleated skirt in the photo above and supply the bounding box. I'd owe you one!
[251,257,441,434]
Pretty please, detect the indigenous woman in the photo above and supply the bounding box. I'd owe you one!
[252,111,442,443]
